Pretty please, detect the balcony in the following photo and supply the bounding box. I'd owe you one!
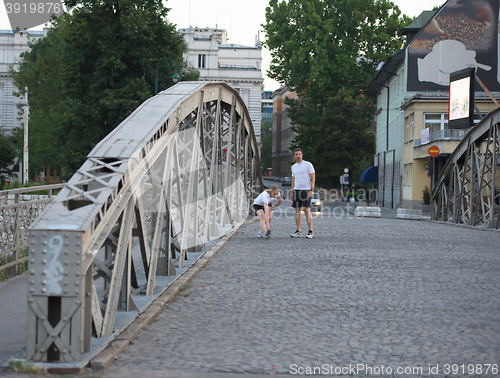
[414,129,467,147]
[414,129,468,159]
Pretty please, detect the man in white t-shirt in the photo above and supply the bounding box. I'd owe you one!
[289,148,315,238]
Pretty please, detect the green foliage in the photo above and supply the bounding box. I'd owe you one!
[423,186,430,205]
[292,88,375,187]
[263,0,412,98]
[0,130,18,183]
[13,0,197,180]
[263,0,412,185]
[8,359,38,373]
[260,120,272,169]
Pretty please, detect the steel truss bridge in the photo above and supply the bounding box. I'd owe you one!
[432,107,500,229]
[26,82,262,362]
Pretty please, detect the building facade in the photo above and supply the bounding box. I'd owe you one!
[179,27,264,144]
[271,85,297,178]
[0,29,45,136]
[367,1,500,209]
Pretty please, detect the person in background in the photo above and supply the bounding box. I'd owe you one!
[289,148,315,239]
[253,185,281,238]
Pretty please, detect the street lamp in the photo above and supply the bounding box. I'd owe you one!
[155,57,183,95]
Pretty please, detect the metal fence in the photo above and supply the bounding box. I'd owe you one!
[0,184,63,280]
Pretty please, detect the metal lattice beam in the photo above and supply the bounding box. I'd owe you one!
[432,107,500,229]
[27,82,262,362]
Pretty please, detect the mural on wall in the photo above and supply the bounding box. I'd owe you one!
[407,0,500,91]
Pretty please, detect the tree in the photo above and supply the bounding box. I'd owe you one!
[13,0,198,180]
[263,0,411,185]
[0,130,18,186]
[260,120,272,169]
[264,0,411,99]
[293,88,375,187]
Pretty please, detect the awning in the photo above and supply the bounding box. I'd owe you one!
[360,166,378,183]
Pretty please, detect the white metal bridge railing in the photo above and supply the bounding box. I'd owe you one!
[26,82,262,362]
[0,184,63,280]
[432,107,500,229]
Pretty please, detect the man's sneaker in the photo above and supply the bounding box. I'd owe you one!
[266,229,271,239]
[290,230,302,238]
[257,231,265,238]
[306,230,314,239]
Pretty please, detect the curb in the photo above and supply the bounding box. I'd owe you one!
[83,220,247,372]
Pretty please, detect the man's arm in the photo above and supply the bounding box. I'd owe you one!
[290,176,295,200]
[308,172,316,198]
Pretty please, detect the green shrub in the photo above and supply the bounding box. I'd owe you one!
[423,186,430,205]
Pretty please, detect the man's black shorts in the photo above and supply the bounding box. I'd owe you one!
[292,190,310,208]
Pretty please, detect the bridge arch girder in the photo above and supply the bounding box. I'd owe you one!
[432,107,500,229]
[27,82,262,362]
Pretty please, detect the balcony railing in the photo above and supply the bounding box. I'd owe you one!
[414,129,467,147]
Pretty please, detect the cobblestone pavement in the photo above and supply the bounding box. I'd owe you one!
[98,203,500,377]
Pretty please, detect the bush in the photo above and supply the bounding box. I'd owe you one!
[423,186,430,205]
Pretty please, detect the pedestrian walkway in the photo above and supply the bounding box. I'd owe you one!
[1,202,499,377]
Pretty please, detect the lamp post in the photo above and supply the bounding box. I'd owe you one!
[155,57,183,95]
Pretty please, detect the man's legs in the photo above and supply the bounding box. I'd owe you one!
[295,207,302,231]
[303,207,313,232]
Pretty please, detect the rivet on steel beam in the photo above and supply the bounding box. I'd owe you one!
[42,249,47,254]
[30,259,35,264]
[75,282,80,286]
[64,289,68,294]
[75,272,80,277]
[64,281,68,286]
[41,288,46,293]
[64,261,69,265]
[62,349,67,354]
[31,241,35,245]
[29,298,34,303]
[76,261,80,266]
[42,270,47,275]
[30,249,35,253]
[42,259,47,264]
[41,316,46,321]
[42,281,46,285]
[30,288,34,293]
[40,349,45,353]
[75,290,79,294]
[30,280,34,285]
[51,333,56,337]
[30,270,35,275]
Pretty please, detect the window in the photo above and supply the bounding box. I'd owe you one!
[424,113,448,134]
[409,163,413,186]
[197,54,206,68]
[404,113,414,143]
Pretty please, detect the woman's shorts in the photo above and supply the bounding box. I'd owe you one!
[253,204,265,212]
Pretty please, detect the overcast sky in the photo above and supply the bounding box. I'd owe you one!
[0,0,442,91]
